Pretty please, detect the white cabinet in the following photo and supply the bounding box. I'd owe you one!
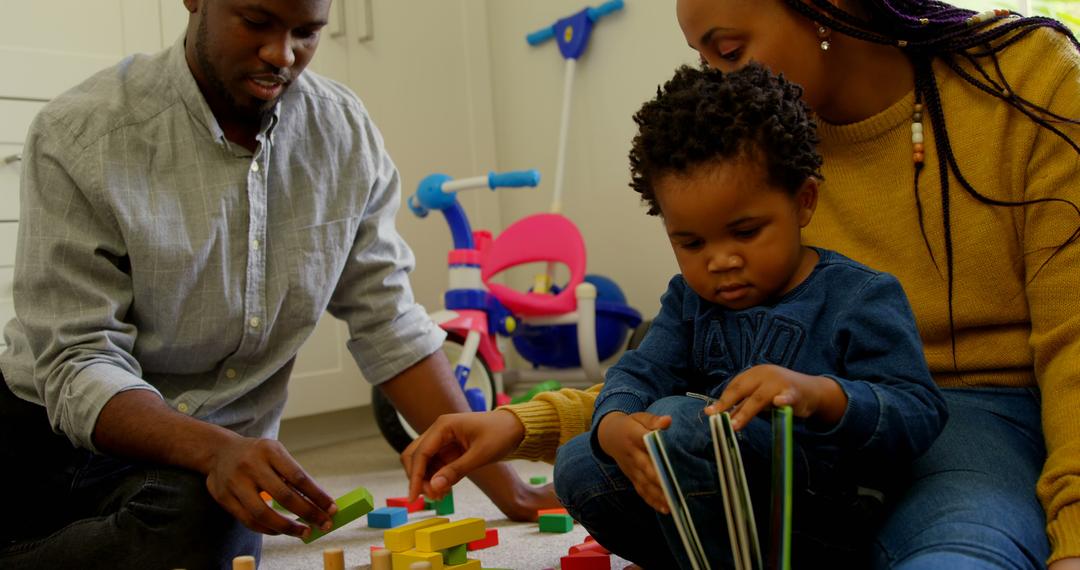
[0,0,158,349]
[284,0,501,418]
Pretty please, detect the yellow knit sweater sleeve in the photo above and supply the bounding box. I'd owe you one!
[501,383,601,464]
[1022,31,1080,564]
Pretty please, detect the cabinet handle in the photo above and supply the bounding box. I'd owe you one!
[2,154,20,165]
[356,0,374,44]
[329,0,346,38]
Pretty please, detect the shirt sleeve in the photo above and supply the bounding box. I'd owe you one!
[811,272,948,468]
[503,383,602,464]
[329,106,445,385]
[589,277,695,461]
[13,111,157,451]
[1022,33,1080,563]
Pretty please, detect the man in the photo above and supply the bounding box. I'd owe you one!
[0,1,553,567]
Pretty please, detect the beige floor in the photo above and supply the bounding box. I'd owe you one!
[260,433,633,570]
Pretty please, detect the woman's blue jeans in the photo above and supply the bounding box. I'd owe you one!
[872,387,1049,569]
[554,395,880,569]
[0,373,261,569]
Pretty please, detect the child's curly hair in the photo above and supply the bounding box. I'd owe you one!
[629,63,823,216]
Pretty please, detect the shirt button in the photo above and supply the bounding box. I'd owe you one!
[251,162,260,172]
[249,317,261,329]
[225,368,237,379]
[251,239,260,251]
[177,402,190,413]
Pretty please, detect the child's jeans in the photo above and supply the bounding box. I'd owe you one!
[554,395,882,569]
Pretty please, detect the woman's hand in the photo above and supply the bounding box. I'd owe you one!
[705,364,847,430]
[596,411,673,514]
[402,410,525,502]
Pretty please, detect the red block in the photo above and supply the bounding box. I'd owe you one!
[560,551,611,570]
[386,496,425,513]
[569,540,609,555]
[467,528,499,551]
[584,535,595,543]
[536,507,569,517]
[370,545,385,555]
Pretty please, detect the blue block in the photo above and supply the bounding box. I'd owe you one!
[367,506,408,528]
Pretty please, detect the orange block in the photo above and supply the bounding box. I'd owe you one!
[536,507,569,516]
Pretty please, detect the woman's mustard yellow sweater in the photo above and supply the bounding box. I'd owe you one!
[504,27,1080,562]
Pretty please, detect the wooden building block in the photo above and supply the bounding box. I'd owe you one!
[529,475,548,484]
[536,507,569,516]
[466,528,499,551]
[414,518,486,552]
[442,544,467,565]
[387,496,427,513]
[368,507,409,529]
[444,560,481,570]
[371,548,392,570]
[232,555,256,570]
[433,491,455,515]
[538,513,574,533]
[384,517,451,552]
[423,498,437,510]
[323,547,345,570]
[569,540,610,555]
[409,563,432,570]
[560,551,611,570]
[391,549,443,570]
[302,485,375,544]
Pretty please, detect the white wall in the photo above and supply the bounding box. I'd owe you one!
[485,1,694,318]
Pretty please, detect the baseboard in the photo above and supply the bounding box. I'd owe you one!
[278,405,380,453]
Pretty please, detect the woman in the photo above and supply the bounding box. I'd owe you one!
[403,1,1080,567]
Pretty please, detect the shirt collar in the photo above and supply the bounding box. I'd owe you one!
[166,34,282,149]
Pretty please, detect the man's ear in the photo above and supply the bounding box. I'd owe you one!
[183,0,200,14]
[796,177,819,228]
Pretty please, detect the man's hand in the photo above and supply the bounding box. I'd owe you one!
[596,411,672,514]
[1050,558,1080,570]
[402,410,525,502]
[705,364,847,430]
[205,435,337,539]
[93,390,336,539]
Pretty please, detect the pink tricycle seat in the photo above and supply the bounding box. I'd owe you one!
[480,213,586,317]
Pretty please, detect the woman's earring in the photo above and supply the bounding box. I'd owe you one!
[818,26,831,51]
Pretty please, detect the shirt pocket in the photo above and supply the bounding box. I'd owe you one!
[286,215,362,324]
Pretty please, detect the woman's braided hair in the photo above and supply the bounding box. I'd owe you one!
[629,62,823,216]
[785,0,1080,374]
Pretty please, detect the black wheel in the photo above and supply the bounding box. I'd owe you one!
[627,319,652,350]
[372,335,497,453]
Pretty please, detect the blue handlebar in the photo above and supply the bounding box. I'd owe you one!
[488,169,541,189]
[587,0,624,21]
[526,1,624,46]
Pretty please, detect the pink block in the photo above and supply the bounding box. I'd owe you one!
[495,393,512,407]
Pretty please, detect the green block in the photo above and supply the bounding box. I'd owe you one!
[538,513,574,533]
[529,476,547,485]
[434,490,455,515]
[509,380,563,405]
[423,497,437,510]
[301,485,375,543]
[442,543,467,565]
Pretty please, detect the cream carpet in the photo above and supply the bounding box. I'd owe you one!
[260,436,632,570]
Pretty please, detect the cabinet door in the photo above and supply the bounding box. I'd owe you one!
[285,0,501,418]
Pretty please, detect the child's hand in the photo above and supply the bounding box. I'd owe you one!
[704,364,847,430]
[597,411,673,514]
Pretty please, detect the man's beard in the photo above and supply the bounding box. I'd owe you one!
[195,15,272,126]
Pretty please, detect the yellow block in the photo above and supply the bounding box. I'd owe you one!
[384,517,451,553]
[414,518,486,552]
[391,549,443,570]
[446,560,481,570]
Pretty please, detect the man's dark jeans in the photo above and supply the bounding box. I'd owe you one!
[0,371,261,569]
